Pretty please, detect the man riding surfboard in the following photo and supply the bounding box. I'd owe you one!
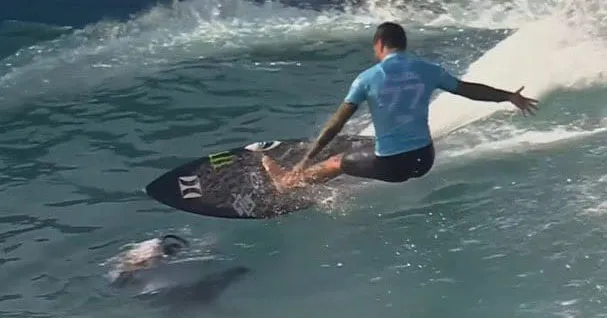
[261,21,539,192]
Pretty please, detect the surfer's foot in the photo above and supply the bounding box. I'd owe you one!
[261,155,306,193]
[262,154,345,193]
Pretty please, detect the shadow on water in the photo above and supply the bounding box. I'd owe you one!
[112,258,252,316]
[137,266,251,316]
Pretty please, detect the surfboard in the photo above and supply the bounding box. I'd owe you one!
[144,134,374,219]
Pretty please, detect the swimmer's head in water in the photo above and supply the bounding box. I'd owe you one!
[120,234,189,272]
[108,234,191,287]
[160,234,189,256]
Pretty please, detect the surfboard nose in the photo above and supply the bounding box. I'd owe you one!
[145,170,182,209]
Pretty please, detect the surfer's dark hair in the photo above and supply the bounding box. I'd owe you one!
[161,234,189,256]
[373,22,407,51]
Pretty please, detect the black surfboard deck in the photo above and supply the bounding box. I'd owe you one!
[144,134,374,219]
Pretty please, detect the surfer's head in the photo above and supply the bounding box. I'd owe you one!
[109,234,191,287]
[160,234,189,256]
[120,234,189,272]
[372,22,408,61]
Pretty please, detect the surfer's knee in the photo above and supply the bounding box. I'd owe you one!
[342,149,373,166]
[327,154,344,170]
[384,144,435,182]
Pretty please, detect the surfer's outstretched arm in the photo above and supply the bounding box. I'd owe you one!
[452,81,539,116]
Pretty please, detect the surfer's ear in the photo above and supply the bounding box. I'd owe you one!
[160,234,189,256]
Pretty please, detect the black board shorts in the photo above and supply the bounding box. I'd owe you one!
[340,142,435,183]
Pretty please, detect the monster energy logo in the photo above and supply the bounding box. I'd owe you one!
[208,151,234,169]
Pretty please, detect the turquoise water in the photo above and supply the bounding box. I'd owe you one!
[1,0,607,317]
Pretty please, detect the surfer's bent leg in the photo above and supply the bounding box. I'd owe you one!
[262,142,434,191]
[341,142,435,182]
[262,154,344,191]
[300,154,344,183]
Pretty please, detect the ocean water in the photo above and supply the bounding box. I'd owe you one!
[1,0,607,317]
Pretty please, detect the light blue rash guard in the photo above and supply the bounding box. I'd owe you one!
[344,52,460,156]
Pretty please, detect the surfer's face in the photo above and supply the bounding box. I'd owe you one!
[373,39,381,60]
[373,39,386,61]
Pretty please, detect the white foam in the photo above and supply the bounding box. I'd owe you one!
[2,0,606,119]
[564,171,607,217]
[0,0,568,100]
[440,126,607,159]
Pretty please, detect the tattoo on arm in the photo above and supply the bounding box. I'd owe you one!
[304,102,356,161]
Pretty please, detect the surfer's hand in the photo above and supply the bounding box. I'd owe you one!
[509,86,539,116]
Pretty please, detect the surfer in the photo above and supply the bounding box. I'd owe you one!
[112,234,189,285]
[261,21,539,192]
